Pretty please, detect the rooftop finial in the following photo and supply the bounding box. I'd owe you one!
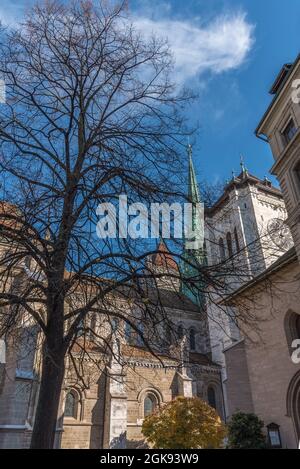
[187,141,193,159]
[240,154,248,176]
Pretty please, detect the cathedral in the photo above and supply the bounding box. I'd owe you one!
[1,54,300,449]
[0,147,224,449]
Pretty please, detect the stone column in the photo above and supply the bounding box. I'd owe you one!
[177,336,196,397]
[0,338,6,394]
[105,340,127,449]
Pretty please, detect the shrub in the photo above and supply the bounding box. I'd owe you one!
[227,412,267,449]
[142,396,226,449]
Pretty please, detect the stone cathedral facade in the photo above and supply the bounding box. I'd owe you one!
[0,154,224,449]
[1,51,300,447]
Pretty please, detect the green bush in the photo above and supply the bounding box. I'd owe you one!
[227,412,267,449]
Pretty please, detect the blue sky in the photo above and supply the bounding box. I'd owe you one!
[1,0,299,186]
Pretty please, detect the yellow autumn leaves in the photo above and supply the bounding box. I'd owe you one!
[142,396,227,449]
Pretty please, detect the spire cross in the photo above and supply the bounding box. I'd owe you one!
[187,142,193,159]
[240,154,248,175]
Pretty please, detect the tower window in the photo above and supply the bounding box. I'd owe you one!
[165,325,172,346]
[207,386,217,410]
[189,329,196,351]
[125,322,134,345]
[282,118,297,145]
[177,324,184,340]
[136,322,144,347]
[144,394,157,417]
[234,228,240,252]
[226,232,233,258]
[218,238,226,262]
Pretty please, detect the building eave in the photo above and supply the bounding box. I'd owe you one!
[255,53,300,137]
[221,247,297,304]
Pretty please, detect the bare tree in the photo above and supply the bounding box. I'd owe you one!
[0,0,198,448]
[0,0,292,450]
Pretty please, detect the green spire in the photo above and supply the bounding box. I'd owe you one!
[187,144,201,204]
[180,144,206,308]
[187,144,202,236]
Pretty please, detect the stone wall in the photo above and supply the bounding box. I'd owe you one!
[224,256,300,448]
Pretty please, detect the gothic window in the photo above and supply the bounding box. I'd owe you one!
[125,322,134,344]
[136,322,144,347]
[207,386,217,410]
[65,390,79,419]
[226,232,233,258]
[16,326,37,374]
[296,315,300,339]
[144,393,157,417]
[165,325,172,346]
[288,312,300,340]
[218,238,225,262]
[177,324,184,340]
[234,227,240,252]
[125,321,144,346]
[284,311,300,356]
[189,328,196,351]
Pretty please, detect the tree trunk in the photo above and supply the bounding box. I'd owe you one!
[30,342,66,449]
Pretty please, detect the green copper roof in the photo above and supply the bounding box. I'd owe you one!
[187,144,201,204]
[180,145,206,308]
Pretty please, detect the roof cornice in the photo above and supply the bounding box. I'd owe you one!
[255,53,300,137]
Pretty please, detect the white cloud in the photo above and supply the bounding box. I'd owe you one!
[0,2,254,86]
[133,12,255,84]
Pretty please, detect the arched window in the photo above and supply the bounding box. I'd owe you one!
[177,324,184,340]
[136,322,144,347]
[144,394,157,417]
[296,315,300,339]
[219,238,225,262]
[189,328,196,351]
[226,232,233,258]
[234,227,240,252]
[65,390,78,419]
[125,322,133,344]
[165,325,172,346]
[207,386,216,409]
[285,311,300,355]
